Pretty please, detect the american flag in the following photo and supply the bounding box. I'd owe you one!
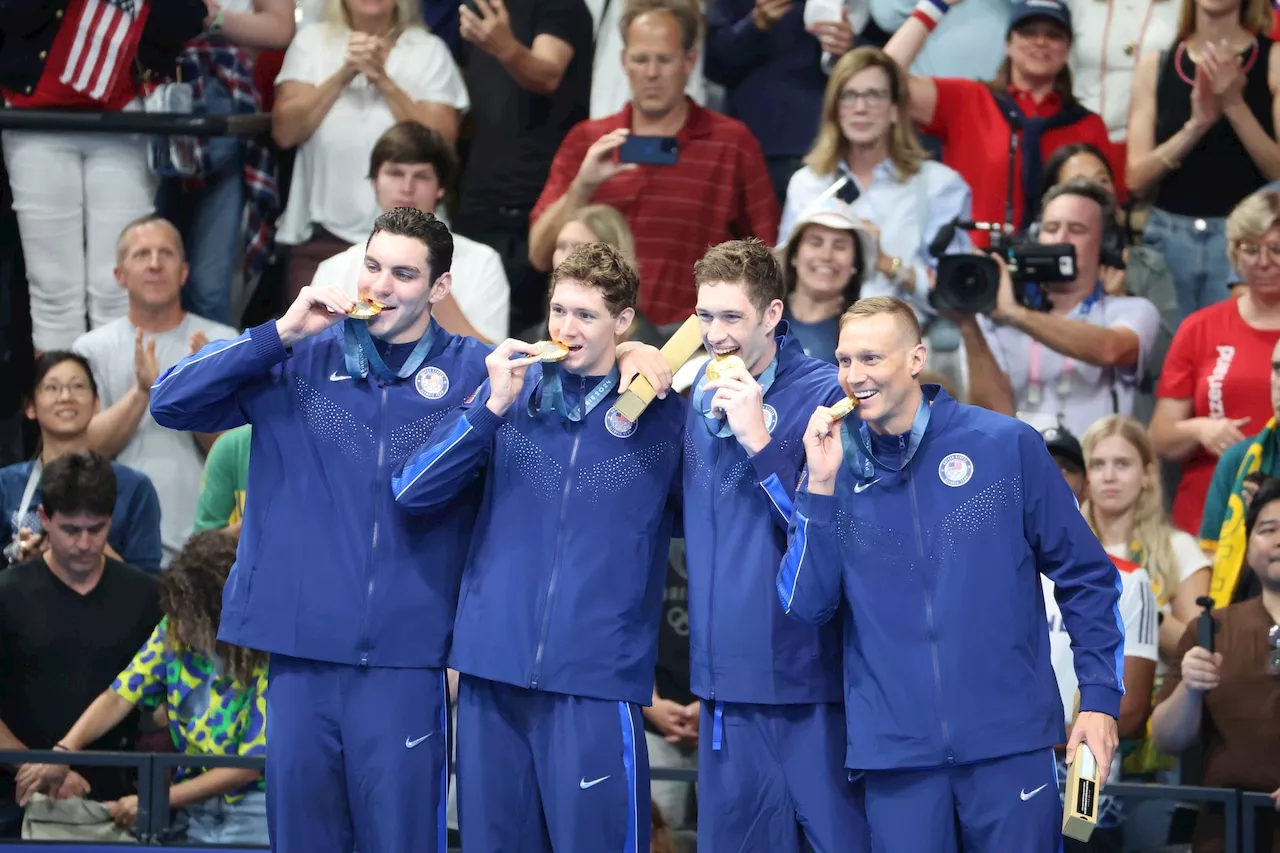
[58,0,145,102]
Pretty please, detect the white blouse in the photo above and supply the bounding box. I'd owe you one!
[274,23,470,246]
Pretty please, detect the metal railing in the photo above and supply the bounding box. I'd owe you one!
[0,753,1265,850]
[0,110,271,138]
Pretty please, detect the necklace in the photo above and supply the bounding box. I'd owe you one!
[1174,36,1259,86]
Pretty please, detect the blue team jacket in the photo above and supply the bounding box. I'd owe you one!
[392,367,686,705]
[683,330,845,705]
[778,387,1125,771]
[149,320,491,668]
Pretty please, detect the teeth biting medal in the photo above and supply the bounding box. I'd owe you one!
[705,353,747,382]
[533,341,570,362]
[828,396,858,421]
[347,299,384,320]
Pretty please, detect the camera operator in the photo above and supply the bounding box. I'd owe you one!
[962,178,1161,437]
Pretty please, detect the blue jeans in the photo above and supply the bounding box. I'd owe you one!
[158,75,244,326]
[1142,207,1233,323]
[182,789,269,846]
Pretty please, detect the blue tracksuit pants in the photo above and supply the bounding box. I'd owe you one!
[265,655,450,853]
[698,700,869,852]
[456,676,648,853]
[861,748,1063,853]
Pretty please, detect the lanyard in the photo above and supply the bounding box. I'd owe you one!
[691,354,780,438]
[1026,284,1104,412]
[533,363,620,422]
[15,461,42,529]
[1096,0,1162,125]
[342,319,436,382]
[841,394,933,479]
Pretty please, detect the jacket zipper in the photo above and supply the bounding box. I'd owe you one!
[358,384,389,666]
[705,438,729,702]
[907,448,953,764]
[531,379,585,688]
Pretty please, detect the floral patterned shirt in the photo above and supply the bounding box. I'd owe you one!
[111,617,267,803]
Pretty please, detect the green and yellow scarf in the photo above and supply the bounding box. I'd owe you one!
[1208,417,1278,608]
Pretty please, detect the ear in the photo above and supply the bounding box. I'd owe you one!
[763,298,785,333]
[37,505,49,527]
[113,266,126,291]
[684,47,699,76]
[435,186,447,206]
[428,271,453,305]
[909,342,929,378]
[614,306,636,336]
[24,398,36,421]
[178,261,190,290]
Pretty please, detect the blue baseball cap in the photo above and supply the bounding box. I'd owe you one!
[1009,0,1072,35]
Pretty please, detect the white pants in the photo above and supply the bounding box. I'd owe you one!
[645,729,698,830]
[3,110,156,351]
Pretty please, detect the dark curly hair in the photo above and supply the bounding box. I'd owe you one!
[159,530,266,687]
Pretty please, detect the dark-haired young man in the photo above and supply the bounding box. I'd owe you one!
[311,121,511,343]
[148,208,490,853]
[394,243,686,853]
[149,209,666,853]
[0,452,159,836]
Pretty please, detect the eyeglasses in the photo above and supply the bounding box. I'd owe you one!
[37,381,92,399]
[1235,242,1280,264]
[838,88,891,108]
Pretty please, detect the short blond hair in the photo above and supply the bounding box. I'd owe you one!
[1226,190,1280,269]
[116,215,184,266]
[839,296,922,344]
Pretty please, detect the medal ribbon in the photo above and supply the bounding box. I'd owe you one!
[692,354,779,438]
[533,362,620,422]
[342,318,436,382]
[841,394,932,479]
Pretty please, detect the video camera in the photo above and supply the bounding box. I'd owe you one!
[928,219,1077,316]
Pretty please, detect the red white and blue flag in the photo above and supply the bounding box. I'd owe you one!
[58,0,145,101]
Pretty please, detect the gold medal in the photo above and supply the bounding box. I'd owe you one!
[828,396,858,422]
[533,340,570,362]
[705,354,747,382]
[347,299,384,320]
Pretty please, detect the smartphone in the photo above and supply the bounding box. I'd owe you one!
[618,135,679,166]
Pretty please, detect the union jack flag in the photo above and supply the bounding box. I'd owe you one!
[58,0,145,102]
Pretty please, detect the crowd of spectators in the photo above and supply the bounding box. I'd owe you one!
[2,0,1280,848]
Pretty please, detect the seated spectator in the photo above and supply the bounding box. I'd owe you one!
[779,198,875,363]
[528,0,779,330]
[0,453,160,838]
[1,352,161,573]
[456,0,593,335]
[1040,142,1178,423]
[310,121,509,343]
[156,0,295,327]
[192,425,251,537]
[1200,336,1280,603]
[869,0,1010,81]
[1150,190,1280,537]
[0,0,205,353]
[964,179,1161,437]
[272,0,470,299]
[705,0,840,201]
[16,531,269,846]
[781,46,972,381]
[523,204,664,346]
[74,217,239,565]
[1150,476,1280,853]
[1127,0,1280,321]
[1042,423,1087,502]
[885,0,1115,242]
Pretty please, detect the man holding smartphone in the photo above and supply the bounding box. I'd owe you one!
[528,0,779,331]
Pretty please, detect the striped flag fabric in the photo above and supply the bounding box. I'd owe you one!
[58,0,145,102]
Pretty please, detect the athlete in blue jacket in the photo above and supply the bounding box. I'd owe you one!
[779,296,1125,853]
[683,239,868,851]
[393,243,684,853]
[149,210,491,853]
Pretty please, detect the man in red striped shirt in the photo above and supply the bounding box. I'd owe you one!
[528,0,780,329]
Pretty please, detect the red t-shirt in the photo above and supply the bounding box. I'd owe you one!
[3,0,145,111]
[922,79,1117,247]
[531,100,780,326]
[1156,298,1280,533]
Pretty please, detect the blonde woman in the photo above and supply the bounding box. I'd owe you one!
[272,0,471,298]
[780,47,973,385]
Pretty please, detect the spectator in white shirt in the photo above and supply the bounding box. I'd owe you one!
[964,178,1162,437]
[73,218,239,564]
[271,0,470,301]
[310,122,510,343]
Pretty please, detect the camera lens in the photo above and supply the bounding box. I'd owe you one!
[935,255,999,315]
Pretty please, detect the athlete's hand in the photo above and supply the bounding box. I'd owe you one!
[803,406,843,495]
[484,338,541,417]
[703,364,770,455]
[1064,711,1118,788]
[276,285,355,349]
[616,341,671,399]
